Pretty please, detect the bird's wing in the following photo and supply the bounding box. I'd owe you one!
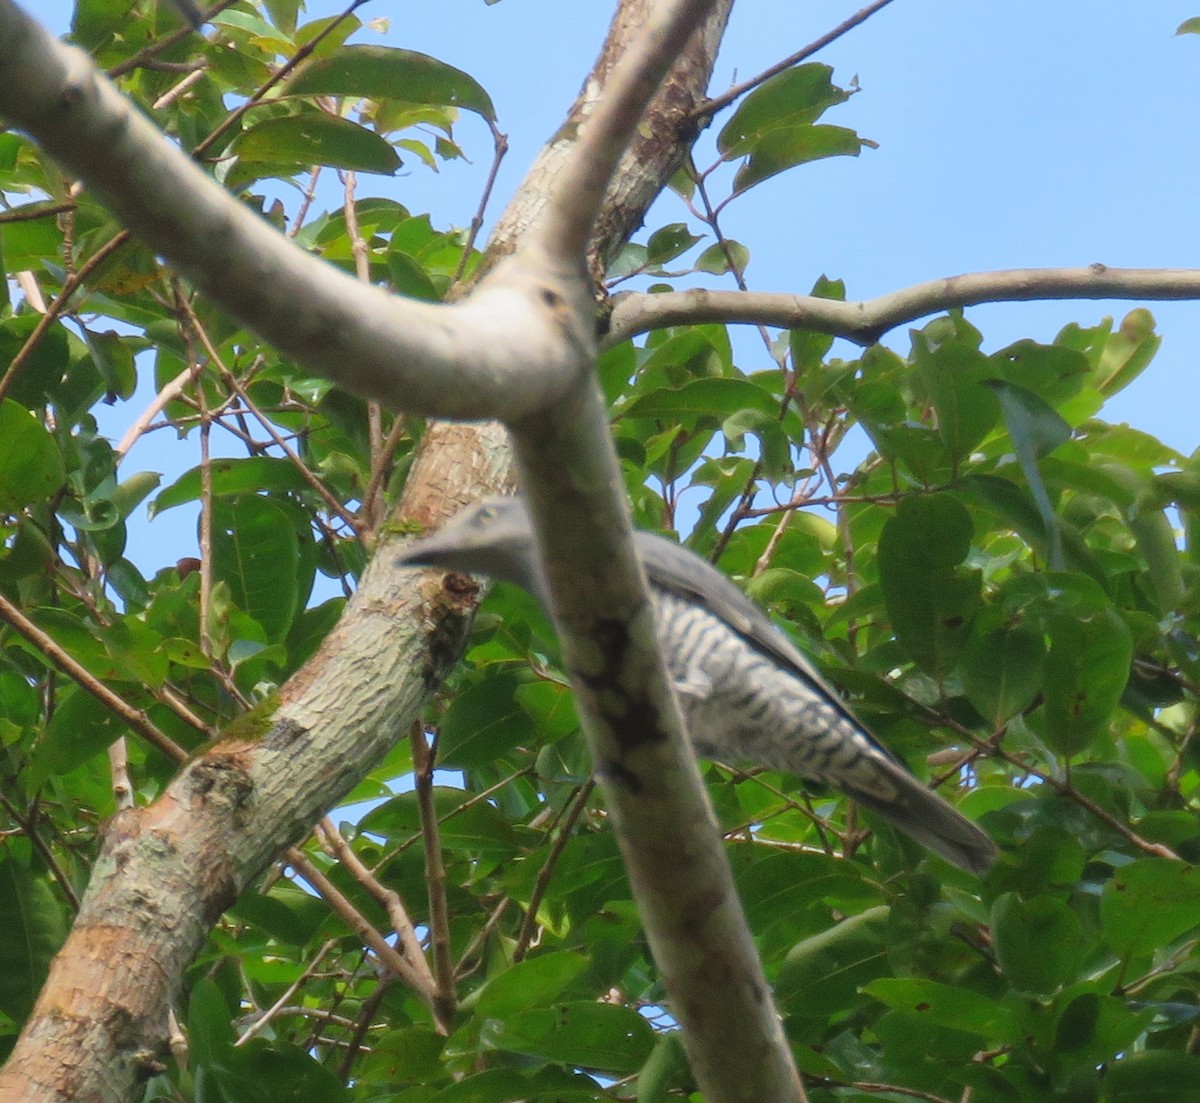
[633,530,895,755]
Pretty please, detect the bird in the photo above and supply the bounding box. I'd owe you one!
[397,496,997,875]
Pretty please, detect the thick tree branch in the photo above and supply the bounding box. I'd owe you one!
[606,265,1200,347]
[531,0,720,263]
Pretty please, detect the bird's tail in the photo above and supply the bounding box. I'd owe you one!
[835,755,997,876]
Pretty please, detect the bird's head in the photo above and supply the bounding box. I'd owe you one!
[396,496,542,593]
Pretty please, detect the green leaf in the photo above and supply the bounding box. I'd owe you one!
[1178,17,1200,34]
[480,1000,654,1074]
[993,340,1091,408]
[288,45,496,121]
[1100,858,1200,957]
[637,1031,689,1103]
[645,222,704,265]
[152,457,320,516]
[1095,308,1159,396]
[0,856,68,1023]
[212,1039,352,1103]
[863,977,1022,1045]
[1042,607,1132,757]
[474,951,588,1018]
[990,892,1082,995]
[694,239,750,275]
[210,495,302,644]
[910,332,1000,465]
[431,1067,601,1103]
[878,494,981,678]
[437,671,537,768]
[718,64,850,155]
[234,112,401,174]
[620,378,802,441]
[37,687,128,779]
[1103,1051,1200,1101]
[0,400,65,511]
[730,125,862,196]
[988,378,1072,459]
[988,378,1072,569]
[958,610,1044,727]
[186,976,235,1070]
[775,905,891,1019]
[1128,504,1185,615]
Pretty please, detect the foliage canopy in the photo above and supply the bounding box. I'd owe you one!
[1,2,1198,1101]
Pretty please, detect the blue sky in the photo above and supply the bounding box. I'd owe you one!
[26,0,1200,565]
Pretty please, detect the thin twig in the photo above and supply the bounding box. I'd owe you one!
[0,592,187,763]
[177,295,363,533]
[410,724,456,1028]
[314,817,448,1033]
[192,0,371,158]
[235,939,338,1046]
[107,1,238,80]
[513,779,595,962]
[0,200,75,224]
[360,413,409,538]
[0,791,81,910]
[454,121,509,283]
[0,231,131,404]
[283,847,441,1013]
[454,897,510,981]
[342,168,386,531]
[700,0,899,118]
[336,975,394,1081]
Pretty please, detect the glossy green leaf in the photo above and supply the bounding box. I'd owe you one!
[636,1030,689,1103]
[863,977,1022,1044]
[910,332,1000,464]
[1102,1051,1200,1101]
[694,239,750,275]
[1042,607,1132,757]
[959,610,1044,727]
[1100,858,1200,956]
[730,124,862,196]
[37,687,128,778]
[878,494,981,677]
[210,495,302,643]
[989,377,1072,568]
[645,222,704,265]
[480,1000,654,1073]
[620,378,803,441]
[152,458,317,516]
[718,64,850,155]
[0,399,64,511]
[775,905,890,1018]
[0,856,68,1023]
[437,670,538,768]
[288,45,496,121]
[474,951,589,1018]
[991,892,1082,994]
[1096,308,1159,396]
[234,112,401,174]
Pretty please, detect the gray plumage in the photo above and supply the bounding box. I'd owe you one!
[398,496,997,876]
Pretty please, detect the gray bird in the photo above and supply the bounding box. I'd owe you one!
[398,496,997,875]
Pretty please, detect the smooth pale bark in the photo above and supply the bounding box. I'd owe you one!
[606,265,1200,347]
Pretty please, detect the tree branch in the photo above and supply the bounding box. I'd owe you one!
[606,265,1200,347]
